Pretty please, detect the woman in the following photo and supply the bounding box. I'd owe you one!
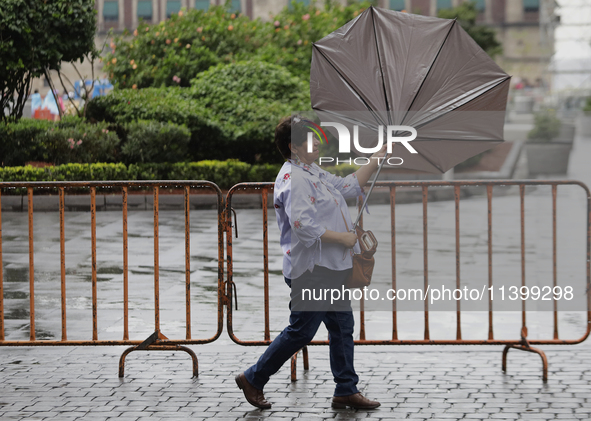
[236,115,386,410]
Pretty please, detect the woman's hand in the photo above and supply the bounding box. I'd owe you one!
[354,144,388,187]
[340,231,358,248]
[371,144,388,161]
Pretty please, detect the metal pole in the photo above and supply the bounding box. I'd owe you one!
[353,152,391,227]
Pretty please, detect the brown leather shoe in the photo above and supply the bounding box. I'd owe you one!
[235,373,272,409]
[332,392,381,409]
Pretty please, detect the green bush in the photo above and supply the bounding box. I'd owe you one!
[102,2,376,85]
[189,61,310,163]
[167,160,251,188]
[583,97,591,113]
[0,119,54,166]
[88,61,310,163]
[46,119,120,164]
[190,61,309,104]
[122,120,191,164]
[257,1,373,80]
[102,5,268,89]
[0,165,49,182]
[247,163,282,182]
[0,117,119,166]
[85,87,203,124]
[0,160,281,189]
[49,163,130,181]
[527,109,562,143]
[85,88,225,161]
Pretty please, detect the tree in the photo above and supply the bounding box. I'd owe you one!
[437,1,502,58]
[255,1,374,80]
[102,1,375,88]
[103,6,265,89]
[0,0,97,123]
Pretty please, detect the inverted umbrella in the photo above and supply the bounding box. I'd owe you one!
[310,6,510,176]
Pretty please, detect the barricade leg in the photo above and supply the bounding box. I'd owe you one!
[119,345,198,378]
[290,346,309,382]
[290,352,297,382]
[502,344,548,382]
[502,327,548,382]
[118,331,199,378]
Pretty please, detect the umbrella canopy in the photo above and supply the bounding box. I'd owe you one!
[310,6,511,174]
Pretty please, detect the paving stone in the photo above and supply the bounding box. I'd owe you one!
[2,345,591,419]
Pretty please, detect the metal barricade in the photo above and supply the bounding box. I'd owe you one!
[1,179,589,382]
[224,180,591,382]
[0,181,225,377]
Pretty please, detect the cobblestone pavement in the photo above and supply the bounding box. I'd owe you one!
[1,343,590,420]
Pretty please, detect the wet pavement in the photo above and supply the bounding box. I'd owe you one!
[1,126,591,419]
[1,344,591,420]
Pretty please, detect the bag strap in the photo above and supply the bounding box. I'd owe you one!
[337,205,351,232]
[320,178,352,231]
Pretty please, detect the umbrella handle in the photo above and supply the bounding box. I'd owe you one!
[353,151,390,228]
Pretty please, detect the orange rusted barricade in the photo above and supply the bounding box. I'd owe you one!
[0,181,225,378]
[1,179,589,382]
[225,180,591,383]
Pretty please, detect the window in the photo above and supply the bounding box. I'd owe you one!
[229,0,241,13]
[389,0,405,11]
[103,0,119,21]
[436,0,452,11]
[473,0,485,12]
[137,0,152,21]
[194,0,210,10]
[166,0,181,17]
[288,0,311,10]
[523,0,539,12]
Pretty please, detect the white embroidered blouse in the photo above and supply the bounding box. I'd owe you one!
[273,159,364,280]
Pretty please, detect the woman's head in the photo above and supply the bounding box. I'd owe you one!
[275,115,320,163]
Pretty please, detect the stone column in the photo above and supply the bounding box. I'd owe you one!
[97,0,104,31]
[430,0,437,17]
[506,0,523,23]
[484,0,493,23]
[119,0,125,30]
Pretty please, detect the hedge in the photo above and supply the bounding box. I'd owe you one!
[121,120,191,163]
[0,116,193,167]
[0,161,281,190]
[0,161,357,190]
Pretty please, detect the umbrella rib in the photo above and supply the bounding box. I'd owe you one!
[429,50,481,101]
[413,151,445,173]
[412,76,512,129]
[370,7,392,125]
[399,14,417,120]
[311,44,386,127]
[400,18,457,126]
[407,76,510,173]
[311,108,382,131]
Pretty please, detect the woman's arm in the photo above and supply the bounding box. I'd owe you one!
[354,145,387,187]
[321,230,357,248]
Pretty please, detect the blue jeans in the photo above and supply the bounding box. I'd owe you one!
[244,266,359,397]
